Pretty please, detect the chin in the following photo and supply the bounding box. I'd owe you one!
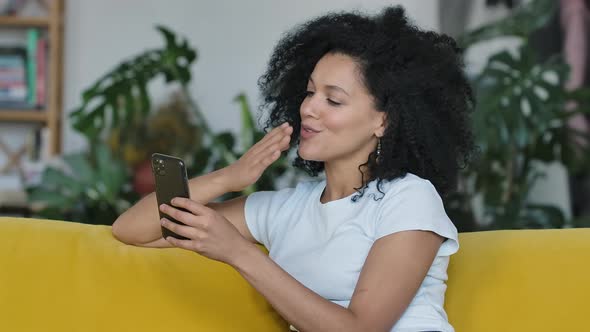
[297,146,323,162]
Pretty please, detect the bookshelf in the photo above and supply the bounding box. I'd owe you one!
[0,0,64,156]
[0,109,47,122]
[0,16,49,27]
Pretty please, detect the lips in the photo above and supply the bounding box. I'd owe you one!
[301,124,321,133]
[300,125,321,139]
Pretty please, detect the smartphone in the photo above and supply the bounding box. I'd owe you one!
[151,153,191,240]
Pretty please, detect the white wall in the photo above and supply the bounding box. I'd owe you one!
[62,0,439,153]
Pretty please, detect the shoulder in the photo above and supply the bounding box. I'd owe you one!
[374,173,459,256]
[375,173,440,203]
[374,173,444,223]
[244,179,322,247]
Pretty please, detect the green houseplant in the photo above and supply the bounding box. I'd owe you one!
[446,0,590,231]
[26,144,135,224]
[28,26,300,224]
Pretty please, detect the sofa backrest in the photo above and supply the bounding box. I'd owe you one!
[446,228,590,332]
[2,217,588,332]
[0,217,287,332]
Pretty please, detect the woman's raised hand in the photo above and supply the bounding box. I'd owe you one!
[221,122,293,192]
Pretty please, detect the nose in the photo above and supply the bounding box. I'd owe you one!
[300,93,320,119]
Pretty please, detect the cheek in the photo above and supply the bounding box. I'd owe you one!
[323,111,363,135]
[322,110,349,130]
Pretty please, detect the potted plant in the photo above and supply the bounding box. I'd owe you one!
[28,26,301,224]
[446,0,590,231]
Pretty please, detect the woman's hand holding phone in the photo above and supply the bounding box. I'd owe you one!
[159,197,251,265]
[157,123,292,259]
[221,122,293,192]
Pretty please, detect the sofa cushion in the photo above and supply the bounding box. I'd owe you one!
[0,217,287,331]
[446,228,590,332]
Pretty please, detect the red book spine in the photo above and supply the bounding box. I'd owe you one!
[35,38,47,107]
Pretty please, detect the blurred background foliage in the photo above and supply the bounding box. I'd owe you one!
[26,0,590,230]
[27,26,300,225]
[445,0,590,231]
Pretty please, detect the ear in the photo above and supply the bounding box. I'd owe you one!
[374,112,387,138]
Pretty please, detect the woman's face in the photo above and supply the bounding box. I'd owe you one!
[298,52,386,164]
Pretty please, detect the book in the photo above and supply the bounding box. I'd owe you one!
[35,37,47,107]
[0,47,27,104]
[26,28,38,106]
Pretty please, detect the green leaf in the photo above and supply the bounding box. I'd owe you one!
[234,93,256,151]
[28,187,74,206]
[215,132,235,152]
[213,157,229,171]
[458,0,556,48]
[81,82,101,103]
[156,25,177,51]
[176,66,191,84]
[520,204,566,229]
[63,154,95,184]
[189,147,211,176]
[39,167,83,195]
[137,83,151,115]
[70,25,197,139]
[95,144,118,200]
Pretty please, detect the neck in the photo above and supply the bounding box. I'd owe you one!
[318,136,379,203]
[321,161,372,204]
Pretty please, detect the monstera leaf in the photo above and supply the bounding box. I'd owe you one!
[458,0,555,48]
[474,45,568,154]
[69,26,197,141]
[448,0,590,231]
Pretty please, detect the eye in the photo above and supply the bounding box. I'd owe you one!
[327,99,341,106]
[305,91,315,97]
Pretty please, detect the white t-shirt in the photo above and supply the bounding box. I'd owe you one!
[245,173,459,332]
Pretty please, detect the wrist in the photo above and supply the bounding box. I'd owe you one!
[229,241,263,272]
[212,167,236,192]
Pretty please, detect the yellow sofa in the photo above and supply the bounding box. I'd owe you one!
[1,217,588,332]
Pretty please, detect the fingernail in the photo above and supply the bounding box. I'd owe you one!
[281,122,288,127]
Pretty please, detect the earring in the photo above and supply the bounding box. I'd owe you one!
[376,138,382,164]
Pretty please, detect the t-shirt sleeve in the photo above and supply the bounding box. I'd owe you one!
[244,187,295,249]
[375,178,459,256]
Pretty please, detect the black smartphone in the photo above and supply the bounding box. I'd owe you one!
[151,153,191,240]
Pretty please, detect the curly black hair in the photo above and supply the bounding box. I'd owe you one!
[257,6,476,199]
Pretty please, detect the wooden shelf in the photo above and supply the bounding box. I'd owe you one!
[0,0,64,156]
[0,110,47,122]
[0,16,50,27]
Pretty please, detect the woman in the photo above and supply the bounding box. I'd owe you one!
[112,6,475,332]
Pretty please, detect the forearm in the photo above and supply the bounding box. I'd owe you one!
[232,245,361,332]
[112,168,231,245]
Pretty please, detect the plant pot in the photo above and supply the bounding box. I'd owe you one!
[133,159,155,196]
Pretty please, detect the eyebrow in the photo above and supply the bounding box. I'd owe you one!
[309,77,350,96]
